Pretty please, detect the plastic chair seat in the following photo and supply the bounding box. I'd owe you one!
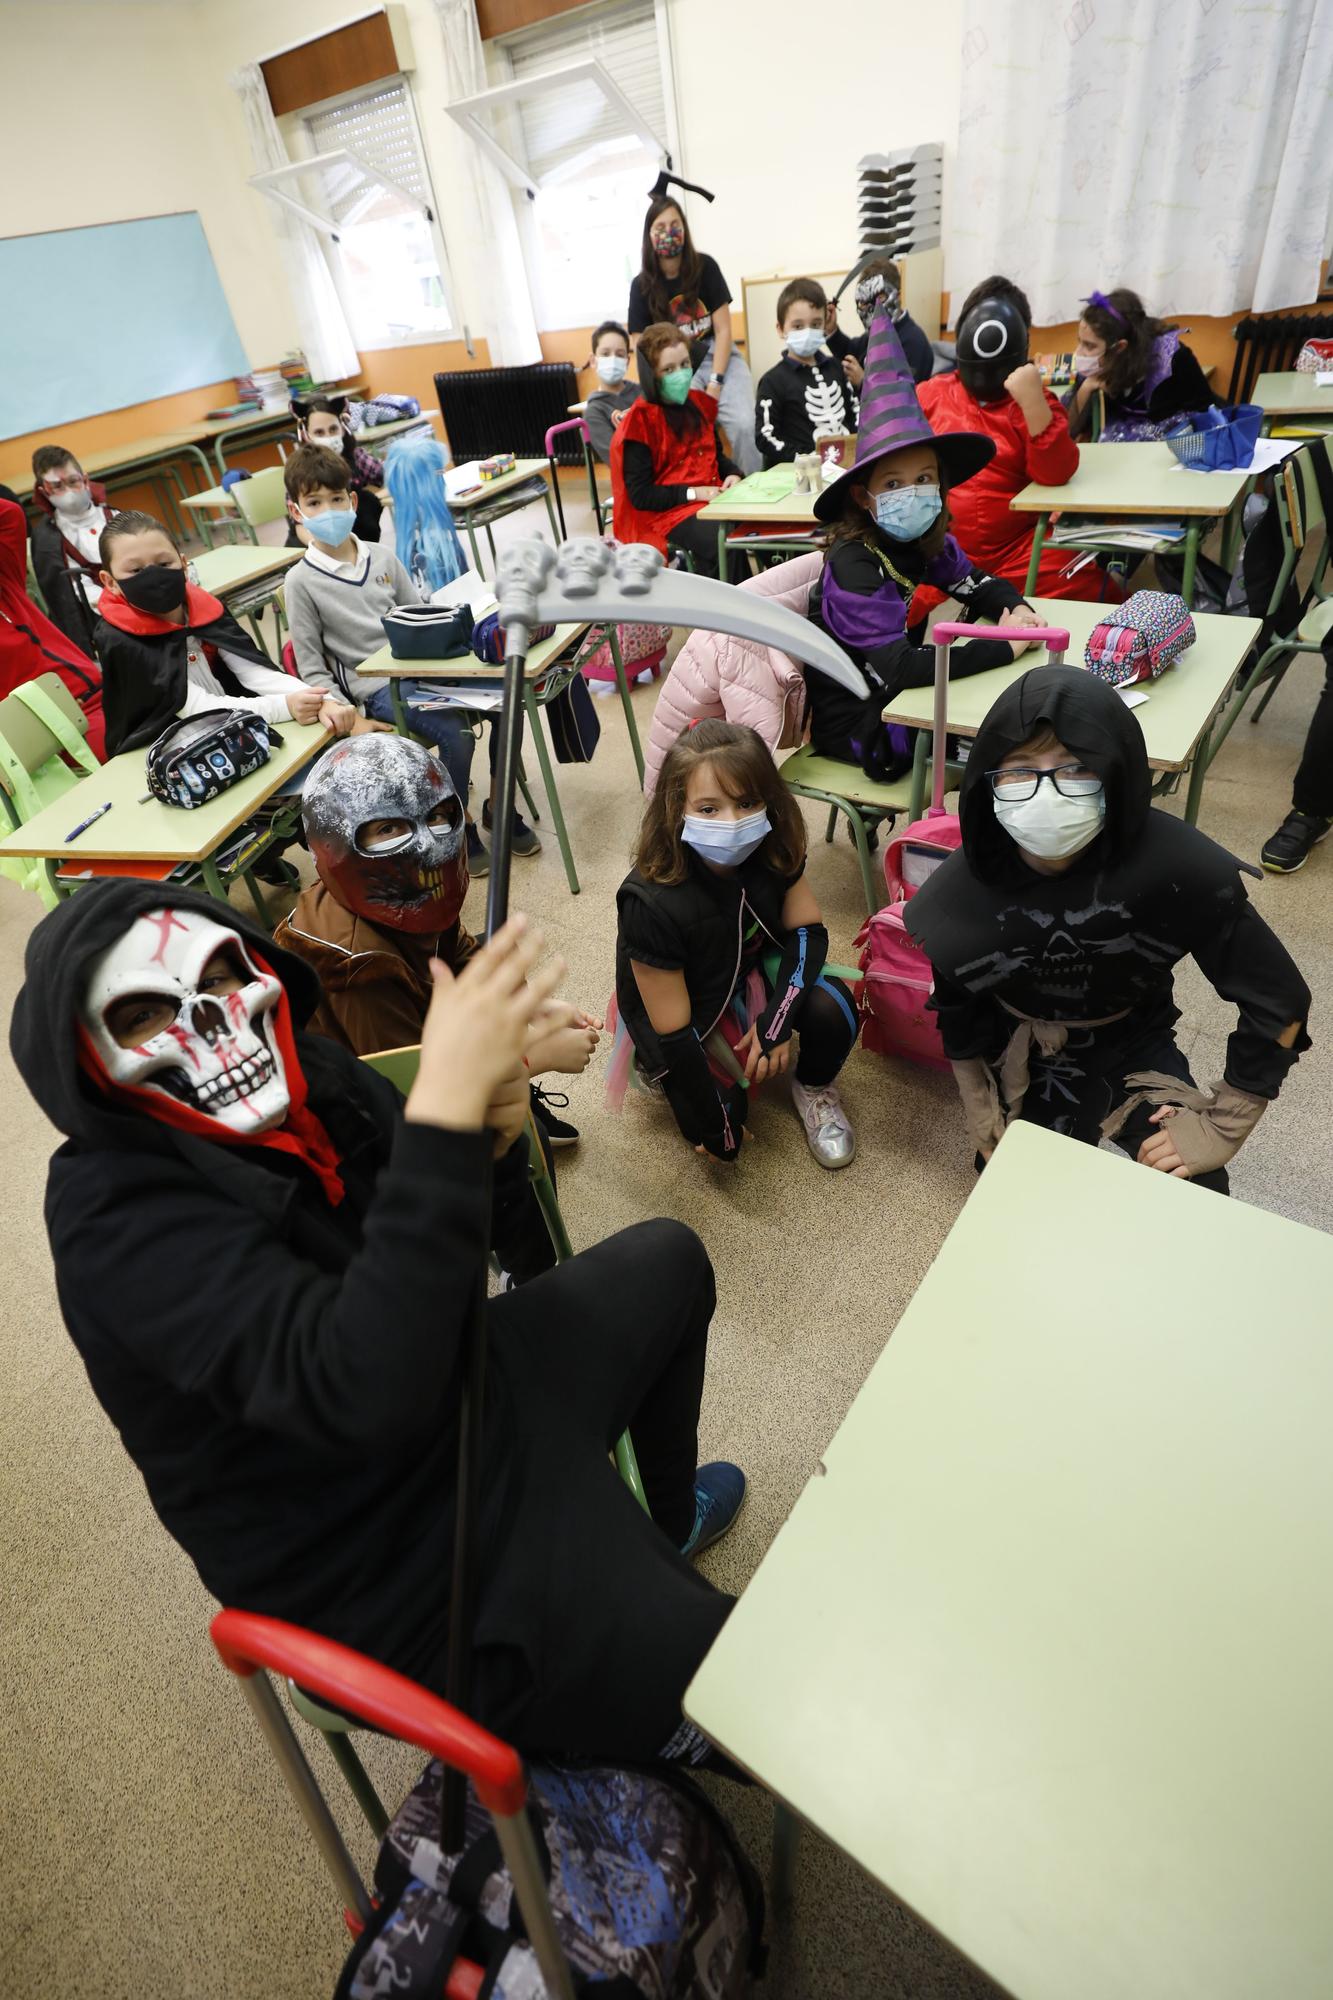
[181,486,238,513]
[1298,596,1333,643]
[779,743,922,813]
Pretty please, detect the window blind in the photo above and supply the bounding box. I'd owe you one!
[307,80,428,222]
[502,1,665,184]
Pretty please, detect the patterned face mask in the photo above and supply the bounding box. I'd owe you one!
[855,273,902,329]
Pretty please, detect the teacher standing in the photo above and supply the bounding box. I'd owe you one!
[628,194,760,477]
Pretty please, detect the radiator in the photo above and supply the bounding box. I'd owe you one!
[1228,311,1333,402]
[433,362,581,464]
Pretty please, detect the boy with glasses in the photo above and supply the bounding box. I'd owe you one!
[29,446,115,651]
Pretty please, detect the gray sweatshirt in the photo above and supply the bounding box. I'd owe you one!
[283,541,421,706]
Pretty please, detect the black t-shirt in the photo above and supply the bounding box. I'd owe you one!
[628,253,731,370]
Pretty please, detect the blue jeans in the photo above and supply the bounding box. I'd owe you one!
[692,342,760,476]
[364,682,476,800]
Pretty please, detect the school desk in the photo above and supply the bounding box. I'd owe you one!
[885,596,1261,826]
[0,718,329,919]
[696,467,821,579]
[196,397,406,479]
[191,543,301,648]
[357,621,636,895]
[1253,370,1333,437]
[685,1118,1333,2000]
[6,429,219,540]
[444,458,562,579]
[1011,443,1252,605]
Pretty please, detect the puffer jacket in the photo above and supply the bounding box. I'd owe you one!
[643,551,824,794]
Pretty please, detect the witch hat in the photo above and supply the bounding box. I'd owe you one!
[814,303,994,522]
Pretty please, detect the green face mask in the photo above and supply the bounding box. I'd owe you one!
[659,366,694,406]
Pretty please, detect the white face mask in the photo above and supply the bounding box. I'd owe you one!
[993,782,1106,860]
[595,353,628,386]
[785,327,824,359]
[52,485,92,517]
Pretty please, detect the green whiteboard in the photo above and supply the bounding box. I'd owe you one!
[0,212,250,438]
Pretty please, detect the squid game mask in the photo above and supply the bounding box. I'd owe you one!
[81,908,290,1132]
[956,294,1030,401]
[301,734,467,934]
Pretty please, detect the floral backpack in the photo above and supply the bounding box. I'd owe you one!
[1083,590,1195,688]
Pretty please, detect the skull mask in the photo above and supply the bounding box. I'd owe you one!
[855,271,902,330]
[81,908,289,1132]
[301,734,466,934]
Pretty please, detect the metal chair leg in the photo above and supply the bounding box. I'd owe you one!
[322,1728,391,1838]
[524,683,579,894]
[606,625,645,786]
[824,805,838,845]
[1251,656,1295,723]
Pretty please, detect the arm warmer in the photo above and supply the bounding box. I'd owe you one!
[754,923,828,1050]
[658,1023,744,1159]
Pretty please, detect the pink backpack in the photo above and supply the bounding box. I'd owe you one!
[854,617,1071,1069]
[580,621,671,685]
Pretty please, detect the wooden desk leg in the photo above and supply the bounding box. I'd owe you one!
[606,625,645,786]
[1180,522,1201,607]
[771,1799,801,1917]
[1024,512,1050,596]
[525,681,579,895]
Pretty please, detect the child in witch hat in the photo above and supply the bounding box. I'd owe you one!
[807,303,1044,784]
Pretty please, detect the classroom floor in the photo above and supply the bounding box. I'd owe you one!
[4,479,1330,1998]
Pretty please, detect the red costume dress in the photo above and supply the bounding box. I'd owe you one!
[610,391,728,555]
[917,375,1110,610]
[0,497,105,759]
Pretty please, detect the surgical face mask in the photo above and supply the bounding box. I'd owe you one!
[659,366,694,406]
[681,808,771,868]
[117,564,187,614]
[52,484,92,517]
[595,353,628,386]
[1072,351,1101,378]
[873,484,942,543]
[993,779,1106,860]
[652,223,685,258]
[785,326,824,359]
[305,426,345,448]
[301,506,357,548]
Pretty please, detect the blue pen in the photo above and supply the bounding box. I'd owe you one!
[64,802,113,843]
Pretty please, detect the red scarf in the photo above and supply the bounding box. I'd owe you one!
[97,580,228,637]
[76,964,346,1206]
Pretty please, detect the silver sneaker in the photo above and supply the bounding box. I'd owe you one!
[790,1077,856,1169]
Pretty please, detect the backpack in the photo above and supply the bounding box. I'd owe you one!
[334,1755,763,2000]
[580,621,671,686]
[1083,590,1195,688]
[1294,338,1333,374]
[855,804,960,1071]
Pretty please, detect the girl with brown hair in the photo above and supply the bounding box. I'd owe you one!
[611,720,860,1170]
[1067,287,1215,441]
[610,322,742,577]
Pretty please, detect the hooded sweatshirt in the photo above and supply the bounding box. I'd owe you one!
[95,581,297,756]
[904,668,1311,1098]
[0,495,105,758]
[9,879,506,1687]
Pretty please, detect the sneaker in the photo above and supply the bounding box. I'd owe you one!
[680,1462,747,1559]
[790,1077,857,1170]
[483,801,543,857]
[531,1085,579,1147]
[465,821,489,879]
[1261,810,1331,874]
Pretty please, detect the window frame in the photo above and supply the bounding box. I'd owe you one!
[443,57,666,200]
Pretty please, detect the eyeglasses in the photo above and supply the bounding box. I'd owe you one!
[42,474,87,495]
[988,764,1103,801]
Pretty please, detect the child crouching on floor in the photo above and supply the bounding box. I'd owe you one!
[611,720,859,1169]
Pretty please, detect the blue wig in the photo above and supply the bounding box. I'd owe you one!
[384,433,466,594]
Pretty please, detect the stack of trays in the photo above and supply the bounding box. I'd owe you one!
[857,145,942,257]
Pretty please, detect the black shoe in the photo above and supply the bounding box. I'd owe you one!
[1261,810,1331,873]
[845,809,882,853]
[531,1085,579,1147]
[483,801,542,857]
[466,822,489,878]
[252,853,301,888]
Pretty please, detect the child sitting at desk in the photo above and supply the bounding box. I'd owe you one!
[1066,288,1216,442]
[29,445,117,652]
[807,305,1038,782]
[288,395,383,544]
[906,668,1311,1195]
[610,323,742,579]
[0,493,106,759]
[584,320,641,463]
[92,509,353,757]
[377,432,466,595]
[826,260,935,389]
[754,278,859,469]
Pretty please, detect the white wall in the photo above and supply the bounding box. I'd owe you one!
[663,0,962,308]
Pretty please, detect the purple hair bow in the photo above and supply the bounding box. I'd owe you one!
[1083,289,1127,326]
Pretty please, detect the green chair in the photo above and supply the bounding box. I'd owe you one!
[779,742,963,914]
[0,676,102,909]
[181,463,289,550]
[1204,437,1333,765]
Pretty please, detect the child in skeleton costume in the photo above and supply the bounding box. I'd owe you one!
[808,304,1042,782]
[611,720,859,1170]
[905,668,1311,1195]
[754,278,859,468]
[11,878,747,1766]
[275,736,598,1277]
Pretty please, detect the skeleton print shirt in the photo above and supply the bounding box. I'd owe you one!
[754,353,859,467]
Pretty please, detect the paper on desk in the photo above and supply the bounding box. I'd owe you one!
[431,569,499,618]
[444,461,484,498]
[1315,371,1333,388]
[1117,688,1150,709]
[409,688,507,713]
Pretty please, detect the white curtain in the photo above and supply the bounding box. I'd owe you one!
[432,0,543,366]
[949,0,1333,325]
[228,62,361,383]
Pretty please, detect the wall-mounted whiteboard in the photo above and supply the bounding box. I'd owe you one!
[0,212,249,440]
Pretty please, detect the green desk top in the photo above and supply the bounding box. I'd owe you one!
[2,429,207,499]
[446,458,549,509]
[686,1120,1333,2000]
[358,623,587,682]
[884,597,1260,772]
[354,414,442,447]
[191,545,300,597]
[0,721,329,863]
[698,467,820,523]
[1253,371,1333,415]
[1012,441,1251,517]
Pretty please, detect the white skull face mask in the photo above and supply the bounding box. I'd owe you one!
[81,908,290,1133]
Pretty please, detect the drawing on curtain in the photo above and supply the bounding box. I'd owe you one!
[948,0,1333,325]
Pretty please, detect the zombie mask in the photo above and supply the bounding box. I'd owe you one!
[81,908,289,1132]
[855,271,902,329]
[301,734,466,934]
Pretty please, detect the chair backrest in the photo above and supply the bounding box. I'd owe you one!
[1269,438,1333,617]
[235,465,289,529]
[0,674,96,805]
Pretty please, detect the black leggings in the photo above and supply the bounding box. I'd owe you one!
[452,1219,733,1761]
[666,513,744,582]
[1292,632,1333,820]
[1017,1004,1229,1196]
[792,976,860,1087]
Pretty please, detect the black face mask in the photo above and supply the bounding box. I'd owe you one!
[956,296,1030,402]
[117,564,188,615]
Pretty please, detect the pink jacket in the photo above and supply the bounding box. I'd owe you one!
[643,553,824,794]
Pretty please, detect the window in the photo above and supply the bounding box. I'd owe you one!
[300,80,455,347]
[449,0,677,331]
